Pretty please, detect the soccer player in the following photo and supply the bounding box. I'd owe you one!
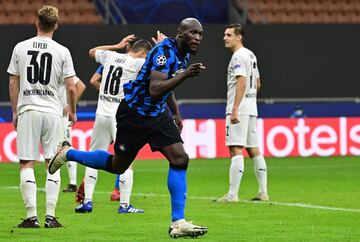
[215,23,269,203]
[62,76,86,193]
[49,18,208,238]
[8,5,77,228]
[75,36,152,214]
[76,32,167,205]
[75,36,141,204]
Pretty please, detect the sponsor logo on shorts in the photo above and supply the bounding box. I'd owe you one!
[119,144,126,151]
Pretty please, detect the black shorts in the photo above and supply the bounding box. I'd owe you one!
[114,100,183,161]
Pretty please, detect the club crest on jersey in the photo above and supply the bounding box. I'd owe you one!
[234,64,241,69]
[156,55,167,65]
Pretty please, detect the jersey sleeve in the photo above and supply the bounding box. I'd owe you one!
[63,48,76,79]
[96,65,104,75]
[232,55,247,78]
[7,44,19,75]
[150,47,175,74]
[95,50,113,65]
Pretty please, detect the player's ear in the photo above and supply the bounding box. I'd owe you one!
[178,31,183,39]
[237,34,242,42]
[54,23,58,31]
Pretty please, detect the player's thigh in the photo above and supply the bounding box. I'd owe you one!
[115,102,148,162]
[41,113,64,159]
[17,110,42,160]
[225,114,250,147]
[246,115,259,148]
[147,113,183,152]
[90,115,114,150]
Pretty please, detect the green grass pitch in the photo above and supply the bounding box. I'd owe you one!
[0,156,359,241]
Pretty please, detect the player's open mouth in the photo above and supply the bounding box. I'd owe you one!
[191,43,199,49]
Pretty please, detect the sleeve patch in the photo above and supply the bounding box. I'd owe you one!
[156,55,167,66]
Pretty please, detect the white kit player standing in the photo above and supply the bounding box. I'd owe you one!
[8,5,77,228]
[215,23,269,203]
[75,35,157,214]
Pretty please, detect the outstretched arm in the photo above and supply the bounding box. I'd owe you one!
[149,63,206,99]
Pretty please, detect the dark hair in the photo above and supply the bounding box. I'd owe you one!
[225,23,245,36]
[127,36,140,49]
[37,5,59,32]
[131,39,153,53]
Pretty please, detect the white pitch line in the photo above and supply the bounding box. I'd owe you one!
[2,186,360,213]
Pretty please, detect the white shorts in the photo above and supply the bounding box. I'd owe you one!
[90,115,116,151]
[17,110,65,160]
[225,114,258,147]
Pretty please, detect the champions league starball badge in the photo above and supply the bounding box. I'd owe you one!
[156,55,167,65]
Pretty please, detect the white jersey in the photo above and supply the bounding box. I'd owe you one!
[226,47,260,116]
[95,50,145,117]
[7,36,76,116]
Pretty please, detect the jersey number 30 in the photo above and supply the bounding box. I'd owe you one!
[27,50,52,85]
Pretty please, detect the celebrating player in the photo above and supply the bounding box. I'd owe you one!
[49,18,208,238]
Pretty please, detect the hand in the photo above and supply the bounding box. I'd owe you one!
[68,112,77,126]
[230,112,240,124]
[116,34,135,49]
[183,63,206,78]
[63,105,70,116]
[173,114,183,133]
[151,30,167,44]
[12,112,18,130]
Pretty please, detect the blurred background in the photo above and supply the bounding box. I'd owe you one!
[1,0,360,159]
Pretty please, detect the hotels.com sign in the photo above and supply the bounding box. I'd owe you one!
[1,117,360,162]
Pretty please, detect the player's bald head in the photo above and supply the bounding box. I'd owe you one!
[178,18,202,32]
[176,18,203,55]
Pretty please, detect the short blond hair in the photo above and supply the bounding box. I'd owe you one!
[37,5,60,32]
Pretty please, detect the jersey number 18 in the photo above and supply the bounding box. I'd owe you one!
[103,65,123,95]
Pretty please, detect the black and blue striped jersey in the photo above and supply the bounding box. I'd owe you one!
[123,37,190,117]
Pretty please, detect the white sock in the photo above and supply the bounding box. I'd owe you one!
[119,169,134,207]
[20,168,37,218]
[66,161,77,185]
[45,170,61,217]
[84,167,98,203]
[228,155,244,197]
[253,155,268,195]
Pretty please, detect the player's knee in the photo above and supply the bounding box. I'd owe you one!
[107,154,132,174]
[169,153,189,170]
[117,165,128,175]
